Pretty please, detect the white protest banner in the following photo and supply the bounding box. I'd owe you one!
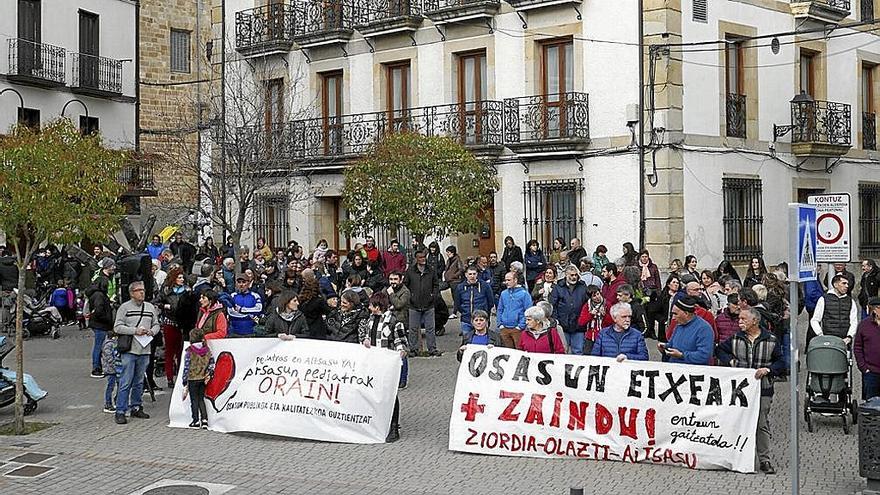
[449,346,762,473]
[169,338,401,444]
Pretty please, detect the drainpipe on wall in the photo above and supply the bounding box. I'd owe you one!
[638,0,646,249]
[134,0,140,151]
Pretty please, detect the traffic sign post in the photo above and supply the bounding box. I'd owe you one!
[788,203,818,495]
[807,193,852,263]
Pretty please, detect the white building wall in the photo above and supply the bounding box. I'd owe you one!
[228,0,652,255]
[678,1,880,268]
[0,0,136,147]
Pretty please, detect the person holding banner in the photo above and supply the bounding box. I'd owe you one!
[591,302,648,362]
[359,291,407,443]
[518,306,566,354]
[659,296,714,365]
[457,310,500,361]
[715,307,785,475]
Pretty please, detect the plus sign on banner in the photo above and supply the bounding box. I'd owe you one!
[807,193,851,263]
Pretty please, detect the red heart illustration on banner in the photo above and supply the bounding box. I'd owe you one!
[206,351,236,412]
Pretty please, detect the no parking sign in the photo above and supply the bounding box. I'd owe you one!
[807,193,851,262]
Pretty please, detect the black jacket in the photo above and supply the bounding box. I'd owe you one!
[859,268,880,308]
[327,305,367,343]
[501,245,524,271]
[264,308,309,337]
[489,262,506,296]
[0,257,18,291]
[86,277,113,331]
[405,264,439,311]
[299,296,331,339]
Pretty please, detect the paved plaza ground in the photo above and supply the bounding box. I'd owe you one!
[0,316,869,495]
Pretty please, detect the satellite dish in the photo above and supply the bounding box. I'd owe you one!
[771,37,780,55]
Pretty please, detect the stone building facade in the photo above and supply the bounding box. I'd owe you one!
[137,0,217,233]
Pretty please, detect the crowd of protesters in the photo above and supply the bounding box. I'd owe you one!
[3,230,878,465]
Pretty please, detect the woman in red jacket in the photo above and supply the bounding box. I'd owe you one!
[519,306,566,354]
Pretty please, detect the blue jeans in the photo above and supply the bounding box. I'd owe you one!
[864,371,880,400]
[400,357,408,387]
[460,322,474,340]
[116,353,149,414]
[91,329,107,370]
[104,374,118,406]
[408,308,436,352]
[565,332,585,355]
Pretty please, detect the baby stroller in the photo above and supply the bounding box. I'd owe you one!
[9,289,63,340]
[0,336,48,415]
[804,335,859,434]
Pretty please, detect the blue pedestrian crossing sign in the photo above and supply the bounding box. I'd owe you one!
[791,204,818,282]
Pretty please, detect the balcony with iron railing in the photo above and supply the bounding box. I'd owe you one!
[6,38,66,88]
[290,100,503,164]
[790,0,850,24]
[864,112,877,150]
[235,4,297,57]
[294,0,356,48]
[70,53,122,97]
[232,122,297,172]
[422,0,501,25]
[503,92,589,154]
[725,93,746,139]
[353,0,424,37]
[119,153,158,197]
[790,99,852,156]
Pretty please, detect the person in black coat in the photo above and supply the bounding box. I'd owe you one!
[264,291,309,337]
[501,236,523,272]
[297,278,331,339]
[327,291,367,343]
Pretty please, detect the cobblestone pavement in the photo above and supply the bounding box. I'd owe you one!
[0,315,867,495]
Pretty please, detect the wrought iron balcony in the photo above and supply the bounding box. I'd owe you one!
[6,38,66,88]
[119,153,158,197]
[353,0,423,37]
[70,53,122,97]
[864,112,877,150]
[725,93,746,139]
[505,0,580,11]
[233,122,296,170]
[503,92,589,154]
[790,0,850,24]
[291,100,503,163]
[294,0,355,48]
[790,99,851,156]
[235,4,297,56]
[422,0,501,25]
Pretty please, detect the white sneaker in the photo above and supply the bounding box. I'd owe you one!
[448,314,458,319]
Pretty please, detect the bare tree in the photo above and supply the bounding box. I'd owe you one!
[147,35,321,253]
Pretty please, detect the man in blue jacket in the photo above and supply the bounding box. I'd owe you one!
[550,266,588,354]
[592,302,649,361]
[661,296,714,365]
[454,266,494,340]
[228,277,263,337]
[497,272,531,349]
[146,235,164,260]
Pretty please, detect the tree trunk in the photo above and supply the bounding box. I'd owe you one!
[13,261,26,434]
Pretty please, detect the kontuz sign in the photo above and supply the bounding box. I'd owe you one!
[807,193,851,263]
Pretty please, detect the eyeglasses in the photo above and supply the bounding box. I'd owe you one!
[131,288,145,293]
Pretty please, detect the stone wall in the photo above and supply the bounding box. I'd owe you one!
[138,0,218,232]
